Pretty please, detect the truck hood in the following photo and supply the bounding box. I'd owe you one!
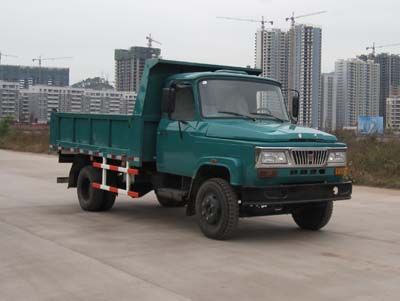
[205,120,337,143]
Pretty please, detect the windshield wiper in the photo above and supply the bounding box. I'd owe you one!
[218,111,256,121]
[250,112,287,123]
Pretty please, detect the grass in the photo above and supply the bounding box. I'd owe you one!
[0,119,49,153]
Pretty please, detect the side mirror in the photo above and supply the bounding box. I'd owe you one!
[292,93,299,119]
[161,87,176,114]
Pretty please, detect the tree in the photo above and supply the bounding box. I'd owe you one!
[72,77,114,90]
[0,116,12,138]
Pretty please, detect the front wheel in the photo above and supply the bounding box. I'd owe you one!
[292,201,333,230]
[195,178,239,240]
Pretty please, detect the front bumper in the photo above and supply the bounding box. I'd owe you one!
[241,182,352,206]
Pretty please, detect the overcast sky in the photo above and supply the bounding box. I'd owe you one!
[1,0,399,83]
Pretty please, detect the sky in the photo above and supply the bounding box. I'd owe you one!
[1,0,400,84]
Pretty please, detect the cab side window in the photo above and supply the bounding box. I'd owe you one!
[171,86,196,121]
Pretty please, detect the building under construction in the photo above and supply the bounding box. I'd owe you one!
[115,46,161,92]
[0,65,69,88]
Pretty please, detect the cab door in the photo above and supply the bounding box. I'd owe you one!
[157,83,198,177]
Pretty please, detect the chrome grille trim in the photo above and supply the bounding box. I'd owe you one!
[290,149,328,167]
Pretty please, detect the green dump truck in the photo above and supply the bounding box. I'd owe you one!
[50,59,352,240]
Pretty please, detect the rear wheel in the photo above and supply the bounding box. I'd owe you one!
[77,166,116,212]
[195,178,239,240]
[292,201,333,230]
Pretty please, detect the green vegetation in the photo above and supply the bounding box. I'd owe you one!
[0,117,12,138]
[72,77,114,90]
[335,130,400,189]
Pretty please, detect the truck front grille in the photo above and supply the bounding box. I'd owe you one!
[291,149,328,167]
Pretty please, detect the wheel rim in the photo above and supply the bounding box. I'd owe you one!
[200,193,221,225]
[81,177,91,200]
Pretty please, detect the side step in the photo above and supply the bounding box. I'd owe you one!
[156,188,187,202]
[56,177,69,184]
[92,158,139,199]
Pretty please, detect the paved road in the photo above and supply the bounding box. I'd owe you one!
[0,149,399,301]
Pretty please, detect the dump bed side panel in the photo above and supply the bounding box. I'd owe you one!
[50,112,145,166]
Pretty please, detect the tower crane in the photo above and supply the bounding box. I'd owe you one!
[217,16,273,31]
[32,55,72,84]
[285,10,327,27]
[0,51,18,65]
[146,34,162,48]
[366,42,400,56]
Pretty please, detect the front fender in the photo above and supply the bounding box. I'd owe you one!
[194,156,243,185]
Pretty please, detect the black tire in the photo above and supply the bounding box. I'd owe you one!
[292,201,333,230]
[77,166,115,212]
[155,191,186,207]
[195,178,239,240]
[100,193,116,211]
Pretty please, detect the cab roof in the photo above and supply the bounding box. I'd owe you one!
[168,71,281,86]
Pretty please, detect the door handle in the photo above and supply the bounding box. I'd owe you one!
[159,130,167,136]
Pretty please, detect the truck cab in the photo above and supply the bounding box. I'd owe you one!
[50,59,351,240]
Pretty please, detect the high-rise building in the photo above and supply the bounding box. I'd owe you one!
[0,65,69,88]
[373,53,400,122]
[289,24,322,128]
[334,58,380,128]
[320,73,336,131]
[386,96,400,130]
[115,46,161,92]
[255,24,322,128]
[255,28,289,92]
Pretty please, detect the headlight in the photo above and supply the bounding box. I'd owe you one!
[260,151,288,165]
[327,150,347,166]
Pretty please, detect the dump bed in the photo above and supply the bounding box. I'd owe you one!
[49,59,261,166]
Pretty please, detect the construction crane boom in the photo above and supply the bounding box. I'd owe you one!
[366,42,400,56]
[217,16,273,30]
[0,51,18,65]
[285,10,327,27]
[146,34,162,48]
[32,56,72,68]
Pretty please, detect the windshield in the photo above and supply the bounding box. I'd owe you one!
[198,79,289,122]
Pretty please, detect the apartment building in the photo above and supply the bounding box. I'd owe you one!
[0,81,20,120]
[386,94,400,130]
[0,83,136,123]
[335,58,380,128]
